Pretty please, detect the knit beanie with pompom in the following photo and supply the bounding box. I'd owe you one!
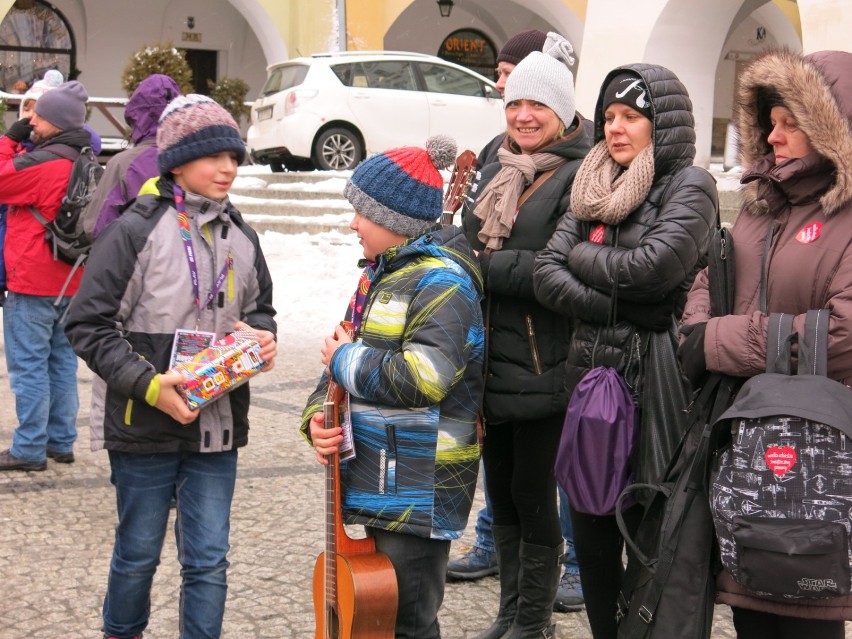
[156,94,246,174]
[343,135,457,238]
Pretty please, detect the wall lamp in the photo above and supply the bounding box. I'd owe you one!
[437,0,454,18]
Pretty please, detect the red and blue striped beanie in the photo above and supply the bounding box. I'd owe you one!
[343,135,457,238]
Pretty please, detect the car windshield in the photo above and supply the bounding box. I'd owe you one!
[260,64,308,97]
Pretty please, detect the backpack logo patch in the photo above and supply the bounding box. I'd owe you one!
[764,445,796,476]
[795,222,822,244]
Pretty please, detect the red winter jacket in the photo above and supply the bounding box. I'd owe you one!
[0,128,91,296]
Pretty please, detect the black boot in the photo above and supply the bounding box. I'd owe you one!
[502,541,563,639]
[473,524,522,639]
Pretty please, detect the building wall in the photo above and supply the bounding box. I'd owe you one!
[2,0,849,164]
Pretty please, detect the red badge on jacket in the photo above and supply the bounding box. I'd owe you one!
[589,224,606,244]
[795,222,822,244]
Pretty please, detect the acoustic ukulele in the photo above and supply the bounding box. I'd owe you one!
[313,321,398,638]
[441,149,477,228]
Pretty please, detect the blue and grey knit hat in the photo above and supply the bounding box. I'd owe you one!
[343,135,457,238]
[156,94,246,174]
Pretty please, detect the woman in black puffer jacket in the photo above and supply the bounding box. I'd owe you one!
[533,64,717,639]
[462,33,590,639]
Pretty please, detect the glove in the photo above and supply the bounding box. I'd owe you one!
[0,288,5,308]
[5,118,33,143]
[677,322,708,388]
[617,300,676,332]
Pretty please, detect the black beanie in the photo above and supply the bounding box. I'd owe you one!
[602,72,653,120]
[497,29,548,66]
[756,88,786,137]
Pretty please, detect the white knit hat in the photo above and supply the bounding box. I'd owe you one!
[504,32,576,128]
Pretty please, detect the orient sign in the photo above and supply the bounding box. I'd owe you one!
[438,29,496,79]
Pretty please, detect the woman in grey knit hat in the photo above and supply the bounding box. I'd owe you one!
[462,32,590,639]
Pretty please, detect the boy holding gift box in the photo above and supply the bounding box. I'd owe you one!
[65,94,277,639]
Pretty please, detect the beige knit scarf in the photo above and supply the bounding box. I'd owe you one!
[473,147,567,252]
[570,141,656,225]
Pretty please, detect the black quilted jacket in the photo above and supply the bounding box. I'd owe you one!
[533,63,717,395]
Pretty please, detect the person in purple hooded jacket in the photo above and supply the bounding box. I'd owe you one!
[83,73,180,240]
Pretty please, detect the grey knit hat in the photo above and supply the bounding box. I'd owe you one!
[504,32,576,128]
[343,135,457,238]
[34,80,88,131]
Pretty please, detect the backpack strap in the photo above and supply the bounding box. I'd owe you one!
[799,309,829,377]
[765,313,794,374]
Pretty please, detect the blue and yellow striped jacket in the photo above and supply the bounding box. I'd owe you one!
[301,225,485,540]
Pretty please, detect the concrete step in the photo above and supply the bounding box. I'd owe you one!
[230,186,349,201]
[234,169,745,234]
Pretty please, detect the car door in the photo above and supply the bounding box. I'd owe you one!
[340,60,430,154]
[415,62,505,155]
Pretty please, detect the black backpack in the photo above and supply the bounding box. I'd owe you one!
[709,309,852,598]
[29,144,104,273]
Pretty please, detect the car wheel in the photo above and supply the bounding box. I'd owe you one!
[313,127,362,171]
[269,160,285,173]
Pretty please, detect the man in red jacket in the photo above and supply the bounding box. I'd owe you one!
[0,80,92,471]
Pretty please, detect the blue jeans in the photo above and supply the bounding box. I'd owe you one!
[559,486,579,573]
[473,462,496,553]
[4,293,78,461]
[103,450,238,639]
[371,527,450,639]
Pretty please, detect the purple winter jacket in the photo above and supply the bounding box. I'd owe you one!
[86,74,180,238]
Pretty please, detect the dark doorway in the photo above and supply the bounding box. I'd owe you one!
[183,48,217,95]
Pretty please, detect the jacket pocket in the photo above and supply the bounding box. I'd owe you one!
[733,515,850,597]
[525,314,543,375]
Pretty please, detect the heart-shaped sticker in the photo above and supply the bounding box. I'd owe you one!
[765,446,797,476]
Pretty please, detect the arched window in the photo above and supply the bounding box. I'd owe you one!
[438,29,496,80]
[0,0,75,93]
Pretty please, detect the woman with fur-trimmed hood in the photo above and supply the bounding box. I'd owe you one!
[680,49,852,637]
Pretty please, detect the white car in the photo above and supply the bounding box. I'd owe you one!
[247,51,505,171]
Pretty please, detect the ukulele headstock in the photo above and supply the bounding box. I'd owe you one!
[441,149,477,227]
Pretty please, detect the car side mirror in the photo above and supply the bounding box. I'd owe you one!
[484,85,499,100]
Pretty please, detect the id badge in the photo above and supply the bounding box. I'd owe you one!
[170,329,216,368]
[339,393,356,461]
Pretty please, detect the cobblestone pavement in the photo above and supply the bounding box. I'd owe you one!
[0,319,845,638]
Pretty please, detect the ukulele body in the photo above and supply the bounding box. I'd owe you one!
[313,550,398,639]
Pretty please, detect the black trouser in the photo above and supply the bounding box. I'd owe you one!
[570,505,644,639]
[481,414,563,547]
[731,607,844,639]
[370,527,450,639]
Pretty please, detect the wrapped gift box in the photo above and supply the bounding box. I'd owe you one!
[171,330,264,409]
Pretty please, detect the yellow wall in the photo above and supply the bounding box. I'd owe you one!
[345,0,408,50]
[257,0,338,56]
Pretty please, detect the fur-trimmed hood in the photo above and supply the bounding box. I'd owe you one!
[737,49,852,216]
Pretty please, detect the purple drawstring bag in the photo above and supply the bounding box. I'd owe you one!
[555,366,637,516]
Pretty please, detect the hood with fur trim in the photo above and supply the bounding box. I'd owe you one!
[737,49,852,216]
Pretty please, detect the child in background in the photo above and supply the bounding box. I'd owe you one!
[65,94,277,639]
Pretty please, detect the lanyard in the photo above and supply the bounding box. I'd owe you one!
[174,185,232,324]
[349,261,377,336]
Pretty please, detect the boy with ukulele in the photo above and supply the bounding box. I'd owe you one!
[301,135,484,638]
